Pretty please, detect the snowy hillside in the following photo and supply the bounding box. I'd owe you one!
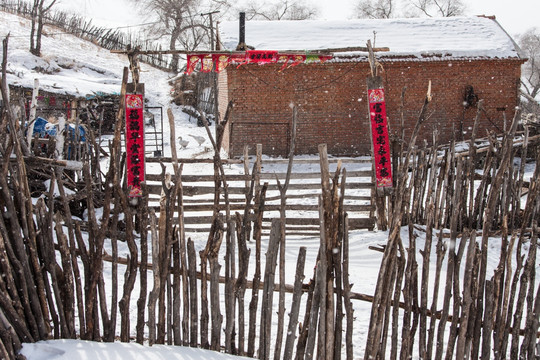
[0,10,222,160]
[0,11,170,105]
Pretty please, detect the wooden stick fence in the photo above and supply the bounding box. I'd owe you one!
[1,38,540,360]
[364,89,540,360]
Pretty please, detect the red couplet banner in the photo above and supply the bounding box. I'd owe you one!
[125,94,145,197]
[368,88,393,188]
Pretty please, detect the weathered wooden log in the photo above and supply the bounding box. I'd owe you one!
[333,169,347,360]
[198,218,217,349]
[434,144,458,360]
[172,226,182,346]
[82,160,107,340]
[418,135,439,359]
[399,222,418,360]
[445,158,467,359]
[342,215,354,360]
[167,270,173,345]
[389,242,405,360]
[179,203,190,347]
[156,171,176,345]
[167,108,189,346]
[247,183,268,357]
[55,171,87,337]
[473,109,520,359]
[295,276,315,360]
[305,259,324,360]
[446,222,468,359]
[259,219,281,360]
[224,219,236,354]
[316,196,328,360]
[274,106,297,360]
[0,233,25,334]
[455,230,477,360]
[510,208,539,359]
[35,198,69,338]
[147,209,160,346]
[481,280,495,360]
[0,292,33,344]
[0,175,46,341]
[187,239,198,347]
[136,183,149,344]
[204,217,224,351]
[235,213,251,356]
[53,214,76,338]
[283,246,306,359]
[235,149,256,357]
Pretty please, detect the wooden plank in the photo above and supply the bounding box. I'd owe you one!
[145,157,243,164]
[246,158,371,165]
[145,173,250,182]
[261,225,320,231]
[180,216,374,229]
[261,232,321,237]
[150,203,374,212]
[258,170,372,179]
[264,194,372,202]
[146,182,373,196]
[148,194,372,203]
[144,170,372,182]
[145,156,371,165]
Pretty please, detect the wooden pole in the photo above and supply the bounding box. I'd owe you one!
[283,247,307,359]
[258,219,281,360]
[274,105,298,360]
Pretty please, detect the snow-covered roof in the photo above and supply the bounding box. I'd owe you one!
[219,16,523,61]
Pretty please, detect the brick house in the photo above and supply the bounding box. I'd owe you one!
[216,16,525,157]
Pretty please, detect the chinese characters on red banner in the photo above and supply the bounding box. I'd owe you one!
[185,51,332,74]
[125,94,145,197]
[368,88,393,188]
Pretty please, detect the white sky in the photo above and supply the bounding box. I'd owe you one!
[56,0,540,37]
[315,0,540,36]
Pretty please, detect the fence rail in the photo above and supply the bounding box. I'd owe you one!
[144,154,376,234]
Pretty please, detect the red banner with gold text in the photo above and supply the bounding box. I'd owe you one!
[368,88,393,188]
[184,52,333,74]
[125,94,145,197]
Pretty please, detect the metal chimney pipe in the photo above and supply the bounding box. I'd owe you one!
[239,12,245,48]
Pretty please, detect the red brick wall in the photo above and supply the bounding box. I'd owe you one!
[222,59,523,157]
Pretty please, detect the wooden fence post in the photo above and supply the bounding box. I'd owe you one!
[283,247,307,359]
[259,219,281,360]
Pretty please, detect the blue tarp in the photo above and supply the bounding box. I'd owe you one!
[32,117,86,142]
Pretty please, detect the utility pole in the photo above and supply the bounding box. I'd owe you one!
[201,10,221,132]
[201,10,220,51]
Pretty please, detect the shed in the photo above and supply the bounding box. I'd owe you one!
[217,16,525,157]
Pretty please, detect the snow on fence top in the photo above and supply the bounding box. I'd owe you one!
[219,16,522,61]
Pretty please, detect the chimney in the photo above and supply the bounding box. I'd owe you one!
[236,12,246,51]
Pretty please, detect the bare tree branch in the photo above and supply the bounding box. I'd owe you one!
[353,0,395,19]
[240,0,318,21]
[408,0,465,17]
[30,0,57,56]
[131,0,227,71]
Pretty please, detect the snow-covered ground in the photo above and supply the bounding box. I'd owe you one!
[21,339,252,360]
[2,8,539,360]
